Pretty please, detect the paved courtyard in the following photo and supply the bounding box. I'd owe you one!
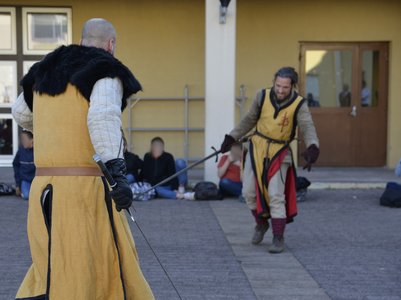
[0,167,401,299]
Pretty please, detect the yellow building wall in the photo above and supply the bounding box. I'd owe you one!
[236,0,401,168]
[2,0,205,159]
[3,0,401,167]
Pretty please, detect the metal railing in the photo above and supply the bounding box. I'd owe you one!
[126,84,248,165]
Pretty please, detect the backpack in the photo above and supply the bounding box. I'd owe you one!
[380,182,401,208]
[296,176,311,202]
[0,183,15,196]
[193,181,223,201]
[296,176,311,191]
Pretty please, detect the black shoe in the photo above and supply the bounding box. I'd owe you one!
[268,235,285,253]
[251,223,269,245]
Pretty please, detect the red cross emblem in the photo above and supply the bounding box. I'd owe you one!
[279,112,289,132]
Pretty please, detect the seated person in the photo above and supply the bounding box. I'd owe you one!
[13,130,35,200]
[396,159,401,177]
[217,143,243,197]
[140,137,190,199]
[122,135,143,184]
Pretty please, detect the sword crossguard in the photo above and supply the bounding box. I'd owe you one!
[211,146,219,162]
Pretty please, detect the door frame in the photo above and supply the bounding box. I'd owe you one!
[298,41,389,167]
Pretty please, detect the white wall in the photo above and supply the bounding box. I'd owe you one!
[204,0,236,182]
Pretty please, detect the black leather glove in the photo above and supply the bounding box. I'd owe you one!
[220,134,236,153]
[301,144,320,172]
[105,158,133,211]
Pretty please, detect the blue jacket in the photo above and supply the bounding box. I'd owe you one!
[396,159,401,177]
[13,147,35,187]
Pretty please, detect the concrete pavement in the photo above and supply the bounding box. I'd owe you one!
[211,189,401,300]
[0,195,256,300]
[1,165,401,299]
[210,201,329,300]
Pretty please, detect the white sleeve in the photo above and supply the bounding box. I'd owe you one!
[12,93,33,132]
[87,77,124,162]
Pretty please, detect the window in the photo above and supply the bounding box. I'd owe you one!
[0,114,18,160]
[304,50,353,108]
[0,6,72,165]
[300,43,383,109]
[0,61,17,107]
[22,7,72,55]
[0,7,16,54]
[23,60,38,75]
[361,50,380,107]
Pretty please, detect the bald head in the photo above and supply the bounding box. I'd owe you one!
[80,18,116,55]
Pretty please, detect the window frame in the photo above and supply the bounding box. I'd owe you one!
[299,42,359,112]
[0,5,72,165]
[22,7,72,55]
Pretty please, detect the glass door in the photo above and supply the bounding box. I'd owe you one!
[299,42,388,167]
[354,43,388,166]
[299,44,358,166]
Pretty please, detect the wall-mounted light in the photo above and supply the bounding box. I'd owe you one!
[219,0,231,24]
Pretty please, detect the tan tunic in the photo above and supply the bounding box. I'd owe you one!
[13,85,154,300]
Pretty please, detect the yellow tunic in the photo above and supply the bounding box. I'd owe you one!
[16,84,154,300]
[250,89,304,217]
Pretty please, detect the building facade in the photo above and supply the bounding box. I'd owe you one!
[0,0,400,182]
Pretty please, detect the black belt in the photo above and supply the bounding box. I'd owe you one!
[254,131,291,145]
[36,167,102,176]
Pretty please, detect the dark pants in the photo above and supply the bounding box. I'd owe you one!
[219,178,242,197]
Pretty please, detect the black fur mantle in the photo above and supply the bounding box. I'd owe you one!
[21,45,142,111]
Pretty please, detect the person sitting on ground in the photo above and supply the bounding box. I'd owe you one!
[13,130,35,200]
[395,159,401,177]
[122,135,143,184]
[218,143,243,197]
[140,137,192,199]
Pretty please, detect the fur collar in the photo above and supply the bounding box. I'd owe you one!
[21,44,142,111]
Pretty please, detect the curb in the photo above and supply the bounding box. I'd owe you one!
[309,182,386,190]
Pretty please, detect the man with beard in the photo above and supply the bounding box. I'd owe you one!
[220,67,319,253]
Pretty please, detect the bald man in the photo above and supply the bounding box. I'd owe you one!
[81,18,116,52]
[12,19,154,299]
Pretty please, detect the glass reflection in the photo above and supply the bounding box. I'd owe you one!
[361,51,379,107]
[0,118,13,155]
[305,50,352,108]
[0,12,12,50]
[27,13,68,51]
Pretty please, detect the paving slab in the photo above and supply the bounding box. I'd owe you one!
[210,200,330,300]
[2,164,401,300]
[0,195,256,300]
[286,189,401,300]
[211,189,401,300]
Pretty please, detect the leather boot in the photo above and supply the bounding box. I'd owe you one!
[252,223,269,245]
[268,235,285,253]
[251,210,269,245]
[268,218,286,253]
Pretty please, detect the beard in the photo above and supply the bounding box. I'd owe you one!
[273,89,292,102]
